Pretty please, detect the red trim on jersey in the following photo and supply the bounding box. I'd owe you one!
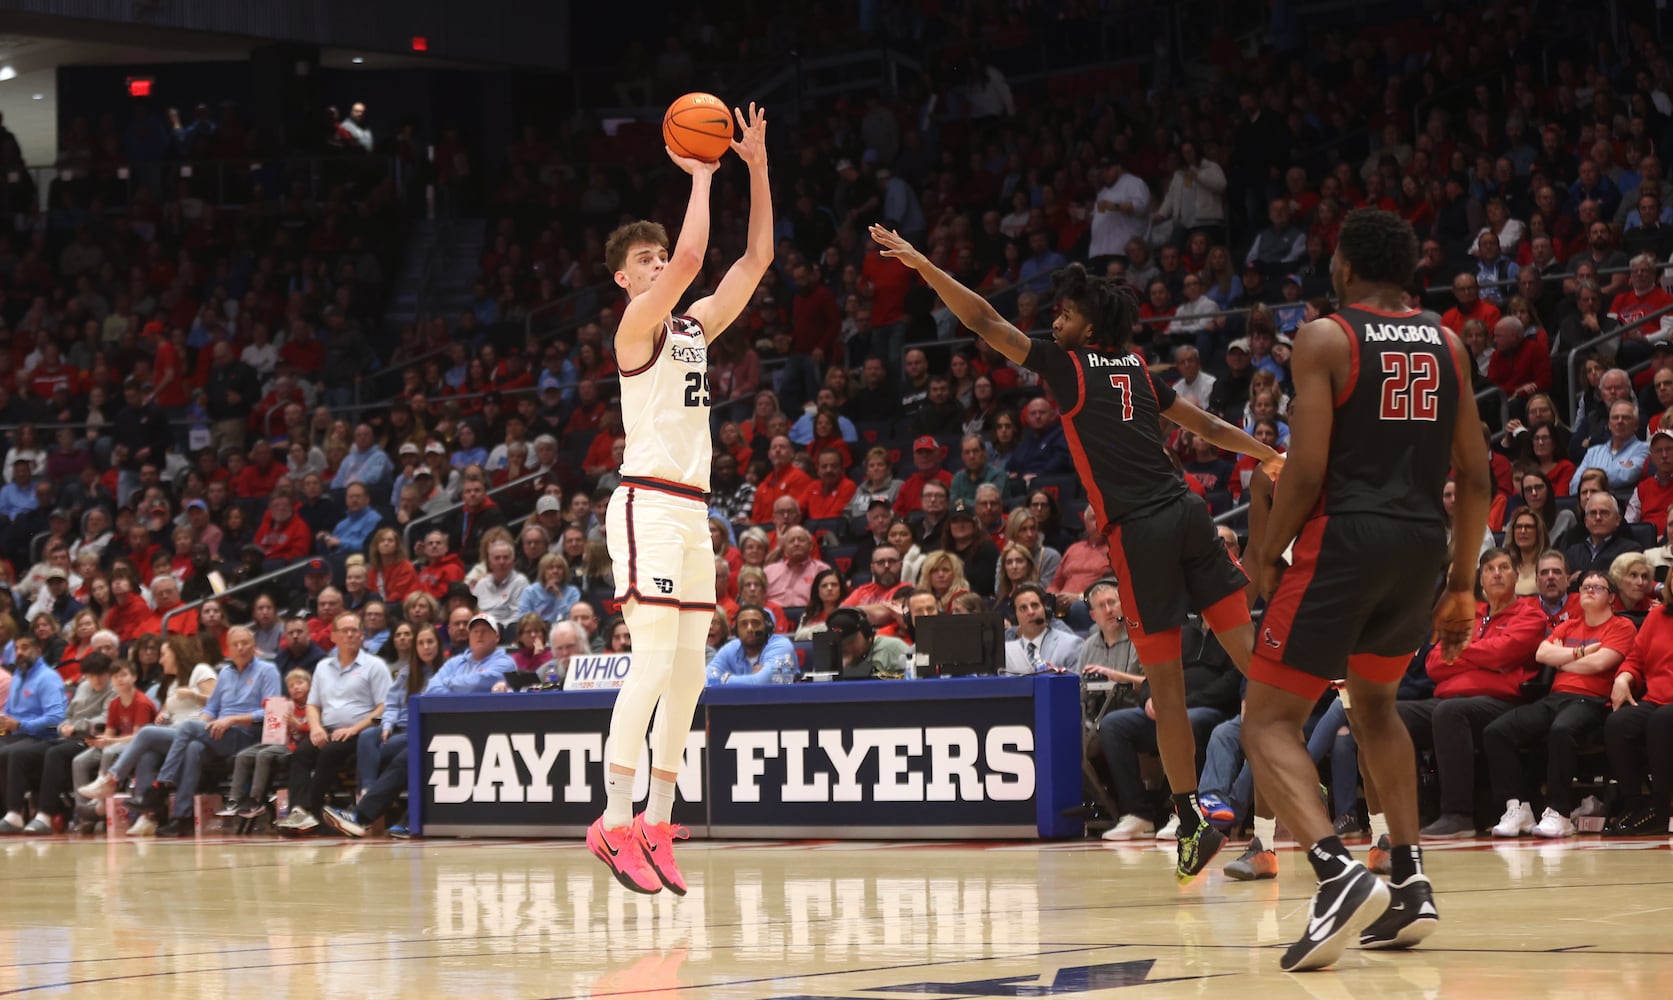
[1253,514,1329,668]
[623,487,640,594]
[1250,653,1330,699]
[1349,304,1422,319]
[1436,324,1467,407]
[1062,352,1089,420]
[1136,351,1163,406]
[1201,589,1251,634]
[621,476,707,502]
[1061,409,1111,532]
[1327,313,1360,409]
[672,314,706,338]
[1347,652,1409,684]
[618,325,669,378]
[679,601,717,612]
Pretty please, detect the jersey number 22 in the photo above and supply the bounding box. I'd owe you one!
[1378,352,1439,421]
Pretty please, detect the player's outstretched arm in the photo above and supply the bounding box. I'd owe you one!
[1162,395,1283,477]
[1249,316,1346,600]
[869,224,1032,364]
[690,104,772,342]
[618,149,720,351]
[1437,326,1493,662]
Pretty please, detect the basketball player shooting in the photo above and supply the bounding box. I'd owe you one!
[1241,208,1488,971]
[869,225,1282,882]
[587,104,771,896]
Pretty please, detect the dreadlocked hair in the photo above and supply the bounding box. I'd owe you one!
[1052,263,1140,351]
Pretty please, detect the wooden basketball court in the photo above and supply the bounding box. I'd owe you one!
[1,834,1668,998]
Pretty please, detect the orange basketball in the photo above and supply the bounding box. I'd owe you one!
[663,93,734,162]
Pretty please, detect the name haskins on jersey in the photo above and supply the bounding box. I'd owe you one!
[1083,352,1142,368]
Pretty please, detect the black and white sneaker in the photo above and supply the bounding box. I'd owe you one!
[1359,874,1439,950]
[1280,861,1390,973]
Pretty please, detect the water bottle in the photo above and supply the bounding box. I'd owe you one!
[898,651,916,680]
[771,651,795,684]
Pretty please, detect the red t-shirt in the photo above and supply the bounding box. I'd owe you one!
[1441,299,1502,336]
[1610,287,1673,330]
[802,478,857,520]
[105,691,159,738]
[1548,614,1638,698]
[153,338,190,407]
[1635,474,1673,539]
[861,252,914,327]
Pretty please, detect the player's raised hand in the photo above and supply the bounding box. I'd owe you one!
[868,224,928,270]
[665,146,721,177]
[1432,589,1476,663]
[730,103,767,168]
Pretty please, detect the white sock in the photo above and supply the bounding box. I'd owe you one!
[2,812,21,827]
[1369,812,1389,841]
[1254,815,1277,847]
[602,769,635,828]
[645,776,676,827]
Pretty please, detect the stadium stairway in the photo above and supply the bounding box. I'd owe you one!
[384,217,486,332]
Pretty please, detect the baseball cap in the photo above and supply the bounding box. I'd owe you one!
[398,442,420,457]
[303,557,329,574]
[835,158,855,174]
[1654,429,1673,446]
[1655,341,1673,355]
[44,567,67,581]
[1227,338,1251,354]
[185,499,207,513]
[467,614,499,632]
[535,495,562,515]
[913,435,939,452]
[413,466,434,478]
[1283,273,1302,286]
[48,507,70,521]
[867,498,893,512]
[825,607,869,642]
[425,441,447,455]
[948,498,979,521]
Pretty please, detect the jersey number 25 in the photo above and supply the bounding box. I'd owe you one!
[1378,352,1439,421]
[684,371,711,408]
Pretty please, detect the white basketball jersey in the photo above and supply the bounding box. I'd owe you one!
[617,315,712,490]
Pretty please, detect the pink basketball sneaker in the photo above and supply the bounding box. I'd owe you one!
[633,815,691,895]
[587,818,662,895]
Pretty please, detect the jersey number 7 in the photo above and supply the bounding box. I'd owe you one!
[1107,374,1135,421]
[1379,352,1439,421]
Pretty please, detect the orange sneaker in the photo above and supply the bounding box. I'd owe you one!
[633,815,691,895]
[1368,834,1392,876]
[1224,837,1279,880]
[587,818,662,895]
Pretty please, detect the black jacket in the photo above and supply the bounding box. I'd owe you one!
[205,360,262,422]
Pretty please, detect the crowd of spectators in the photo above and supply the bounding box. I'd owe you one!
[7,1,1673,839]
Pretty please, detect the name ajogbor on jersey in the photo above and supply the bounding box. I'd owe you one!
[1363,323,1443,345]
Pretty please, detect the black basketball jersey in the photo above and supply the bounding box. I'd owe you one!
[1027,339,1187,524]
[1322,304,1461,524]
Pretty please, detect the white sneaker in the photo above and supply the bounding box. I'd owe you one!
[1570,795,1607,819]
[127,815,157,837]
[1533,807,1576,839]
[276,808,318,832]
[1102,814,1155,841]
[78,774,117,800]
[1491,799,1534,837]
[1155,814,1181,840]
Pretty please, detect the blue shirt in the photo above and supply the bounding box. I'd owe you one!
[516,581,581,622]
[201,658,284,730]
[4,657,66,738]
[309,650,393,730]
[0,482,38,521]
[706,634,796,686]
[382,664,435,735]
[1572,437,1651,493]
[788,411,858,447]
[1018,250,1068,294]
[330,507,383,553]
[333,445,395,489]
[1009,425,1073,477]
[451,446,488,470]
[427,647,516,695]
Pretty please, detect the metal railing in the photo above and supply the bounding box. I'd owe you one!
[1563,301,1673,417]
[401,468,548,551]
[159,558,315,637]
